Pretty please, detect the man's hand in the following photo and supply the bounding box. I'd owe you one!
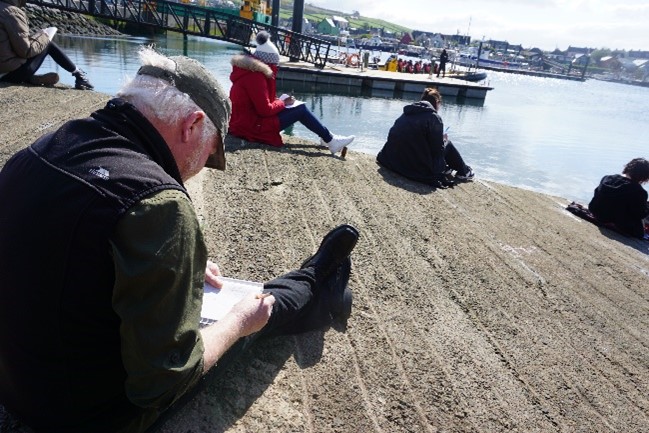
[228,293,275,337]
[200,293,275,372]
[205,260,223,288]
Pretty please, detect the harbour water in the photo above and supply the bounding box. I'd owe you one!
[41,34,649,203]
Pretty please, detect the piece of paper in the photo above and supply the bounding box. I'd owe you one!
[42,27,57,41]
[200,277,263,326]
[284,100,304,108]
[279,93,304,108]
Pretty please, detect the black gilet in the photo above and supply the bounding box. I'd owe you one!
[0,98,188,431]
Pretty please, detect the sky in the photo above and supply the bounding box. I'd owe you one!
[309,0,649,52]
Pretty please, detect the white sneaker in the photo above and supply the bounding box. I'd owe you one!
[456,167,475,181]
[323,134,355,154]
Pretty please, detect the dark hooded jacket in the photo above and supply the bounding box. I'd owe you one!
[588,174,649,238]
[0,0,50,73]
[376,100,446,185]
[228,54,286,146]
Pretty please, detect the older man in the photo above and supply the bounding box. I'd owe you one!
[0,47,358,432]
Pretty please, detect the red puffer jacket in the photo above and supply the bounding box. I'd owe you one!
[228,54,286,147]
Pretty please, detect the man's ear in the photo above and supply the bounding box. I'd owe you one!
[181,111,206,143]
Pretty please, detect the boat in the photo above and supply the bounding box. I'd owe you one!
[458,46,525,69]
[450,71,488,82]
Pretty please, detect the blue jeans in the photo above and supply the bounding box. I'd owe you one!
[277,104,333,143]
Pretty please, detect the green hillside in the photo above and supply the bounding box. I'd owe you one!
[278,1,411,35]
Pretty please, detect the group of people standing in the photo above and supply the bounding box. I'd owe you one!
[382,48,450,78]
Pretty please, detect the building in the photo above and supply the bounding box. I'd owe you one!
[317,18,340,36]
[331,16,349,31]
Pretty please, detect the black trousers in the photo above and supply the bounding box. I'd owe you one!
[1,41,76,84]
[213,267,317,367]
[444,140,470,176]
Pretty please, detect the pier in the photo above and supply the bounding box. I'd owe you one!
[277,60,494,101]
[470,64,586,82]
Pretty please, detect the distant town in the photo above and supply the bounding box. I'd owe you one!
[278,11,649,86]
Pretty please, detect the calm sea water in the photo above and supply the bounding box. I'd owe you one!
[42,34,649,203]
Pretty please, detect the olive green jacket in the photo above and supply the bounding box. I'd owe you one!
[111,189,207,431]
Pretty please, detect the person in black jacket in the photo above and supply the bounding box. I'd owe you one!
[376,87,473,187]
[588,158,649,238]
[437,49,449,78]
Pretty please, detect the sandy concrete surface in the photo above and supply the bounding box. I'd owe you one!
[1,84,648,433]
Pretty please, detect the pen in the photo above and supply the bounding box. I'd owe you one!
[255,293,271,299]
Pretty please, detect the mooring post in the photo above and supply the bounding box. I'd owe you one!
[290,0,304,62]
[271,0,279,27]
[581,56,590,80]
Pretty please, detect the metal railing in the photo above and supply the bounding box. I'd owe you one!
[27,0,333,67]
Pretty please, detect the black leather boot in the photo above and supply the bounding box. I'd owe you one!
[300,224,359,281]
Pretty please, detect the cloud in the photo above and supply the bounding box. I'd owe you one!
[310,0,649,50]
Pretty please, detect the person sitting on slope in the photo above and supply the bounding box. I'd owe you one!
[228,31,354,155]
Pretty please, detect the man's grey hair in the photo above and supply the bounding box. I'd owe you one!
[117,46,217,143]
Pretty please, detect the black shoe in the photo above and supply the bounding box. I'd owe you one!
[329,257,352,325]
[301,224,359,281]
[296,256,353,332]
[73,70,94,90]
[434,178,455,189]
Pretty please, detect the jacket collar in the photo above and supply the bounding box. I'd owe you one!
[91,98,184,186]
[231,54,275,78]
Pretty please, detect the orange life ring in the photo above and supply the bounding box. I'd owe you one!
[346,54,359,67]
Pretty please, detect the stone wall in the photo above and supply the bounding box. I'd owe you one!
[26,5,123,36]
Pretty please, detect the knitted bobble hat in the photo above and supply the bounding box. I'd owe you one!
[253,31,280,65]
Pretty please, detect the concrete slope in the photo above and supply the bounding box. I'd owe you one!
[1,84,648,433]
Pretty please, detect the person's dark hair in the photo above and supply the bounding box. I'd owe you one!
[622,157,649,183]
[421,87,442,109]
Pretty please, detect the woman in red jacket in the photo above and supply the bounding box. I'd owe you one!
[228,31,354,154]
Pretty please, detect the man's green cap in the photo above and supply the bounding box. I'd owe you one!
[137,56,231,170]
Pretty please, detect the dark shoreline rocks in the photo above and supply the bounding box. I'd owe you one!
[25,4,124,36]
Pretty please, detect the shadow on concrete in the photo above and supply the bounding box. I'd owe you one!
[156,329,333,433]
[224,135,347,161]
[375,163,457,195]
[597,227,649,255]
